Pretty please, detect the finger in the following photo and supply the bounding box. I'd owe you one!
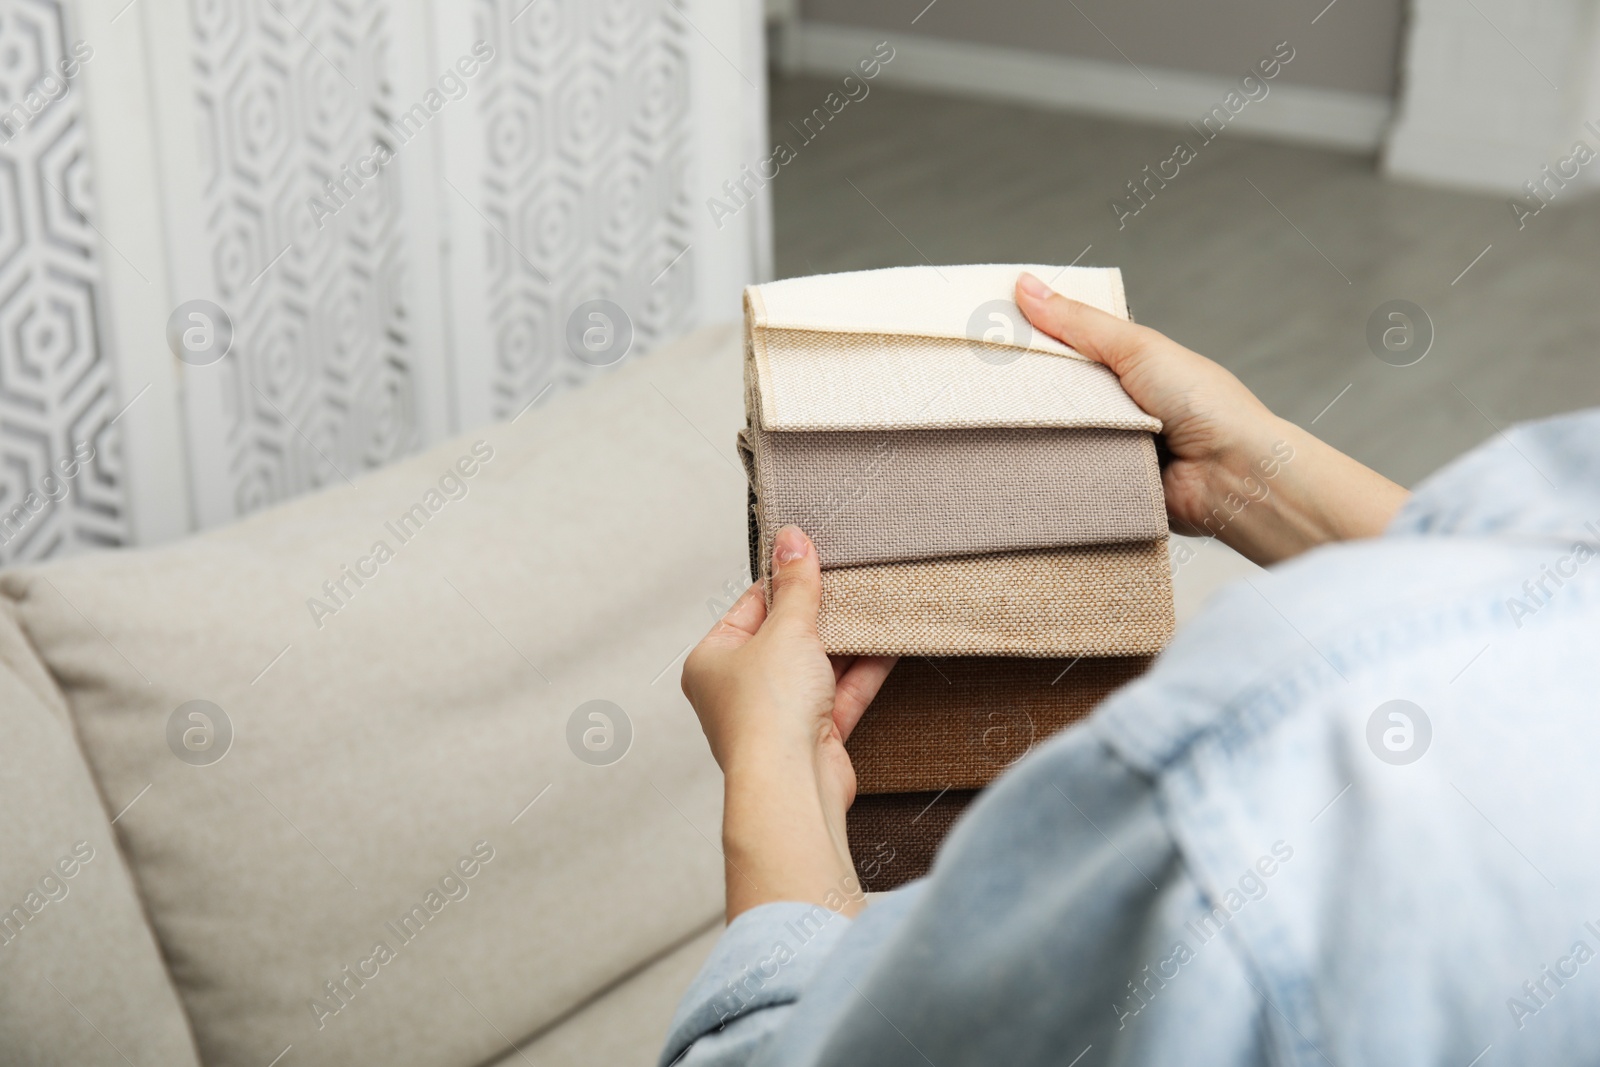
[765,525,822,637]
[1014,271,1162,379]
[709,581,767,640]
[832,655,898,742]
[831,655,857,683]
[681,587,758,700]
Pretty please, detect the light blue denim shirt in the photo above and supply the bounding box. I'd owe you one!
[662,408,1600,1067]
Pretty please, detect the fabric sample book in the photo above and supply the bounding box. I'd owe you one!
[739,264,1175,892]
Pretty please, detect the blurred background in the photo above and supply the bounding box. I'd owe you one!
[762,0,1600,493]
[2,0,1598,568]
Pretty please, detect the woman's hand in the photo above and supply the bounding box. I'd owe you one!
[1015,272,1409,565]
[682,524,895,921]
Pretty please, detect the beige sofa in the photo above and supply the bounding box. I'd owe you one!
[0,325,752,1067]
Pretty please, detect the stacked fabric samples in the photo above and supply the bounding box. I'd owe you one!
[740,264,1174,890]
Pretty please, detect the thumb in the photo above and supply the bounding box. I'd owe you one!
[765,525,821,636]
[1014,271,1158,379]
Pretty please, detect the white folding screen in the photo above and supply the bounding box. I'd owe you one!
[438,0,692,427]
[0,1,132,563]
[139,0,456,530]
[0,0,765,563]
[431,0,770,428]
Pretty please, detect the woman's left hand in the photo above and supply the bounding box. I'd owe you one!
[682,524,896,919]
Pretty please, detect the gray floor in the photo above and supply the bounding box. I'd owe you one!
[769,75,1600,489]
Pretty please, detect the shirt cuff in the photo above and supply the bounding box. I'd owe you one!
[659,901,854,1067]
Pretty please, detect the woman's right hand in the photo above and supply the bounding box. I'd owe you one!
[1015,271,1408,566]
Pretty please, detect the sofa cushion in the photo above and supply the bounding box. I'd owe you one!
[0,602,202,1066]
[0,326,743,1067]
[484,922,721,1067]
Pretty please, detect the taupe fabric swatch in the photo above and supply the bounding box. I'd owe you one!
[847,656,1153,794]
[814,542,1175,657]
[744,424,1164,571]
[847,789,977,892]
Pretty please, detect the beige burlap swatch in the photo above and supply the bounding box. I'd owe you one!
[814,542,1174,657]
[742,425,1164,571]
[846,656,1153,794]
[847,789,977,892]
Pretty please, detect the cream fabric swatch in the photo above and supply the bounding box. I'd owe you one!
[749,330,1161,433]
[744,265,1161,434]
[750,264,1126,356]
[815,543,1175,657]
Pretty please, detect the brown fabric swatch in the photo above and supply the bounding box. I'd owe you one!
[744,425,1165,572]
[814,542,1175,657]
[847,656,1153,794]
[848,789,978,892]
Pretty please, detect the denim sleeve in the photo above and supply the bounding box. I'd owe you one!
[781,733,1268,1066]
[659,901,853,1066]
[662,886,939,1066]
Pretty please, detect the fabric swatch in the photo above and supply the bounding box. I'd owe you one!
[744,425,1165,571]
[847,789,978,892]
[746,328,1161,434]
[814,542,1175,657]
[738,430,761,580]
[748,264,1127,358]
[846,656,1153,794]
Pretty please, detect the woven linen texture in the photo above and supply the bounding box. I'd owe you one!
[814,542,1175,657]
[747,328,1161,434]
[847,789,977,892]
[847,656,1153,794]
[745,425,1164,571]
[748,264,1127,352]
[737,430,761,580]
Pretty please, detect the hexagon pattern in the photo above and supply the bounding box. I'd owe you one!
[0,0,128,564]
[194,0,416,516]
[0,0,707,557]
[475,0,694,418]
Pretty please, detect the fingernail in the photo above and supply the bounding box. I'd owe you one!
[773,525,810,566]
[1017,272,1052,300]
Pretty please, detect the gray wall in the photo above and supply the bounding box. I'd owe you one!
[801,0,1405,97]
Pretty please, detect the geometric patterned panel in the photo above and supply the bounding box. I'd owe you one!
[191,0,418,516]
[0,0,129,564]
[37,0,751,544]
[473,0,694,419]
